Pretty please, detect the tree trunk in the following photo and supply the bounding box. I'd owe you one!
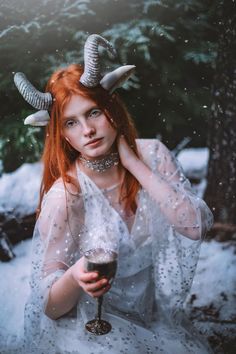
[205,1,236,227]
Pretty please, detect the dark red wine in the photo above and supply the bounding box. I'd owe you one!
[84,248,117,280]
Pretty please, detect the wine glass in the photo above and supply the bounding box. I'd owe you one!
[84,247,118,335]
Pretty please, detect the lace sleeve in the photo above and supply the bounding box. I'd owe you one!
[156,140,214,239]
[30,182,83,309]
[136,140,214,319]
[137,139,213,240]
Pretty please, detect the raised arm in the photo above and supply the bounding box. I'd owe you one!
[118,137,213,240]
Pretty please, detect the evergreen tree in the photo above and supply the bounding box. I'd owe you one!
[0,0,216,171]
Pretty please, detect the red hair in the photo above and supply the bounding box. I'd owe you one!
[38,64,140,216]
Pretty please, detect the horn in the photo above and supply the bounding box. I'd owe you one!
[79,34,117,88]
[100,65,136,94]
[14,72,52,110]
[24,110,50,126]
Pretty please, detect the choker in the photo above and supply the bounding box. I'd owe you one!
[78,152,119,172]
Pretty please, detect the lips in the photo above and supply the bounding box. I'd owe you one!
[85,138,103,146]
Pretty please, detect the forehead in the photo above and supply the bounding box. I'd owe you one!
[63,95,97,117]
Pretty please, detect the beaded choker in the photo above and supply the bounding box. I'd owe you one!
[78,152,119,173]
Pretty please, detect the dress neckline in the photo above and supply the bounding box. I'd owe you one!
[75,161,124,193]
[75,162,138,236]
[100,181,121,192]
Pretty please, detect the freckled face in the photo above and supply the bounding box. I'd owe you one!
[62,95,117,160]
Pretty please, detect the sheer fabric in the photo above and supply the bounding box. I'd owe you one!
[3,139,213,354]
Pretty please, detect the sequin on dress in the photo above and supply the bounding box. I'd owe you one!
[5,139,214,354]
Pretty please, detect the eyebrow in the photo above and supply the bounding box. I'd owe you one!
[62,106,99,121]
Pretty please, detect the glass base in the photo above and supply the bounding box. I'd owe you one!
[85,318,112,335]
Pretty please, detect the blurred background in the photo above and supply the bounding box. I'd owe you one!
[1,0,235,227]
[0,0,217,171]
[0,1,235,353]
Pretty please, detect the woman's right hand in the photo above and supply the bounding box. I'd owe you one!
[69,257,111,298]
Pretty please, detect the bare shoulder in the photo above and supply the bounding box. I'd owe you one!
[52,177,81,196]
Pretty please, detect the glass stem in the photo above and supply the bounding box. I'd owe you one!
[96,296,103,321]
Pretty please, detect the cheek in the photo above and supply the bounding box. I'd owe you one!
[63,130,82,148]
[103,120,117,138]
[107,127,117,142]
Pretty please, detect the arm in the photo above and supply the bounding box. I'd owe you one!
[38,183,110,320]
[45,258,110,320]
[118,137,213,240]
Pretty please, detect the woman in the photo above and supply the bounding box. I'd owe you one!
[13,34,213,354]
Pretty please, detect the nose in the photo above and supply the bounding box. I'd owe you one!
[82,121,96,138]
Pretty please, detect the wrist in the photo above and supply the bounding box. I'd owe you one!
[123,155,142,173]
[68,265,80,290]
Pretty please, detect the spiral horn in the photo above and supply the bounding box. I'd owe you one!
[79,34,116,88]
[14,72,52,110]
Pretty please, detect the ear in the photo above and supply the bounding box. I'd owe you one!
[24,110,50,126]
[100,65,136,94]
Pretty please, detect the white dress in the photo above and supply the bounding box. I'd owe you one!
[3,139,214,354]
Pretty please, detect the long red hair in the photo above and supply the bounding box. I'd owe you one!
[38,64,140,216]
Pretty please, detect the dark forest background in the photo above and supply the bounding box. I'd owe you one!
[0,0,235,229]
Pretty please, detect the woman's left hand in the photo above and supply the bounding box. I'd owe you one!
[117,135,139,170]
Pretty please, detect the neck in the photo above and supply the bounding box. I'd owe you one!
[77,158,125,189]
[78,150,119,173]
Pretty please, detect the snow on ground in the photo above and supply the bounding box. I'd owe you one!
[188,241,236,322]
[177,148,209,197]
[0,239,235,353]
[177,147,209,179]
[0,240,31,339]
[0,147,235,353]
[0,162,42,217]
[0,147,208,218]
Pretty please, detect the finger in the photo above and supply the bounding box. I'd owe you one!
[89,284,111,298]
[79,271,98,283]
[85,278,108,292]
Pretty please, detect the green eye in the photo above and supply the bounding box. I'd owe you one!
[65,119,77,128]
[90,109,101,117]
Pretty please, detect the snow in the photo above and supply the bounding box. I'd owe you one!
[177,148,209,197]
[0,148,235,353]
[188,241,235,322]
[177,147,209,179]
[0,240,31,342]
[0,162,42,217]
[0,239,235,353]
[0,148,208,218]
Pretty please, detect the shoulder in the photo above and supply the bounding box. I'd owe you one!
[47,164,82,197]
[52,177,81,196]
[41,177,81,210]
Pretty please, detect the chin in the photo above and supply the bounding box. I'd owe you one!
[79,139,116,159]
[82,147,110,160]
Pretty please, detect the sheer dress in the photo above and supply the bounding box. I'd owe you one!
[14,139,213,354]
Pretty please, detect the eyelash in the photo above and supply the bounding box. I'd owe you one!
[64,109,101,128]
[90,109,101,118]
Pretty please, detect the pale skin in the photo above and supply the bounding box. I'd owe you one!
[45,94,201,320]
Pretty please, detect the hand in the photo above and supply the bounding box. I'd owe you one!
[70,257,111,298]
[117,135,139,170]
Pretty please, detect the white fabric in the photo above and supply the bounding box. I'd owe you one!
[1,139,213,354]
